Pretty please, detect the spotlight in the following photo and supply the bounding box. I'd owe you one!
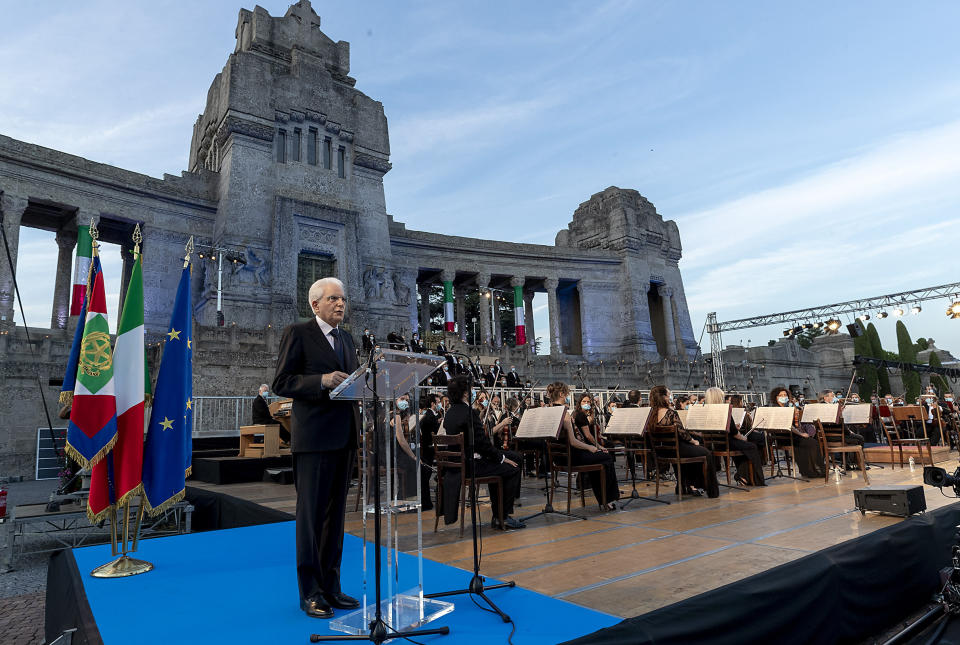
[876,311,888,319]
[825,319,842,334]
[893,307,904,317]
[792,325,803,335]
[812,321,823,329]
[198,252,205,259]
[802,323,813,330]
[911,304,922,315]
[948,301,960,319]
[782,329,792,337]
[858,314,870,321]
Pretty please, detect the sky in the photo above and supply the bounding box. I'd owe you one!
[2,0,959,358]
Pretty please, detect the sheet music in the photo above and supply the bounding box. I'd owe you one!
[683,404,731,431]
[732,408,747,429]
[751,406,795,431]
[515,406,566,439]
[676,409,688,427]
[604,407,652,436]
[801,403,840,424]
[841,404,871,425]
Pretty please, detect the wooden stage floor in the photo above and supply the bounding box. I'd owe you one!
[190,456,960,620]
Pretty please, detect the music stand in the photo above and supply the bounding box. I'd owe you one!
[684,404,746,491]
[892,406,926,442]
[604,407,668,507]
[843,404,884,469]
[513,406,586,523]
[802,403,847,474]
[753,407,805,482]
[317,349,451,644]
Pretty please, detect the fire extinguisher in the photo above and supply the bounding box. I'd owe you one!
[0,487,7,520]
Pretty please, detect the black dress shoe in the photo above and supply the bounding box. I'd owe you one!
[324,592,360,609]
[301,596,334,619]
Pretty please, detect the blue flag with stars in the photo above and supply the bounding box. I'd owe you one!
[142,265,193,515]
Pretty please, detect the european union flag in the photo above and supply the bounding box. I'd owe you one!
[142,265,193,515]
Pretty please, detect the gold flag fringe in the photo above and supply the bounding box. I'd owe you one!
[64,432,119,471]
[114,482,144,511]
[84,484,144,524]
[142,487,185,517]
[59,391,74,407]
[144,393,153,407]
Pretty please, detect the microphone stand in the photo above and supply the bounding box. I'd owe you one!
[312,346,449,644]
[425,353,516,624]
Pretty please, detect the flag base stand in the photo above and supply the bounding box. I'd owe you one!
[91,554,153,578]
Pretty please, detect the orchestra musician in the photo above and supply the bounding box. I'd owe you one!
[390,394,434,511]
[705,388,765,486]
[649,385,719,498]
[820,389,864,447]
[550,382,620,510]
[770,386,824,479]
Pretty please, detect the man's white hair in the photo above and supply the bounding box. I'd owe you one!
[308,277,345,308]
[259,383,269,392]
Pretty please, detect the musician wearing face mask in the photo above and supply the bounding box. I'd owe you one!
[505,365,522,388]
[771,386,824,478]
[820,390,864,448]
[649,385,719,498]
[390,395,434,511]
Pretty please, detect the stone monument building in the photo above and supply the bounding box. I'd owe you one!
[0,1,706,478]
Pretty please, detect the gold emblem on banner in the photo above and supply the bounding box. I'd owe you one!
[80,331,113,377]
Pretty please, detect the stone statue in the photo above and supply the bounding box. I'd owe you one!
[392,271,410,306]
[230,248,271,288]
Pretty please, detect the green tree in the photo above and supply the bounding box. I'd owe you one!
[796,326,825,349]
[896,320,921,401]
[929,351,950,394]
[865,323,892,395]
[915,337,929,352]
[852,321,877,399]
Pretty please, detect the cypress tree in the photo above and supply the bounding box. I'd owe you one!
[866,323,892,395]
[896,320,921,401]
[852,321,877,399]
[929,351,950,394]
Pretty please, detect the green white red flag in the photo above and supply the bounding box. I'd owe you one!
[513,285,526,345]
[70,227,93,316]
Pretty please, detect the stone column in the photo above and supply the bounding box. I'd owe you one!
[658,285,678,357]
[455,285,466,341]
[545,277,561,357]
[492,286,502,348]
[418,281,431,335]
[117,239,135,315]
[0,194,28,325]
[477,273,491,348]
[523,290,536,353]
[51,230,77,329]
[576,280,587,356]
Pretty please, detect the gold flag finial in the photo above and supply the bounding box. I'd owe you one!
[132,223,143,256]
[183,235,194,268]
[89,219,100,257]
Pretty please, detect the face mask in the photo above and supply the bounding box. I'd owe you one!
[565,396,572,405]
[777,396,789,405]
[482,399,489,407]
[886,398,893,404]
[397,400,409,411]
[581,404,591,411]
[946,398,954,402]
[511,368,516,372]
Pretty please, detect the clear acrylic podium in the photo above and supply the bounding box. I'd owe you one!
[328,349,454,636]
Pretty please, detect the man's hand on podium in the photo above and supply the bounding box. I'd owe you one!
[322,371,349,390]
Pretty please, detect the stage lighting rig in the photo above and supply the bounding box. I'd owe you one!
[912,304,922,315]
[858,313,870,321]
[876,311,888,319]
[893,307,904,317]
[949,300,960,319]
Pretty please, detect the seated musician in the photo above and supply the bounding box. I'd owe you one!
[390,394,433,511]
[254,383,290,443]
[649,385,719,498]
[550,383,619,510]
[495,397,521,449]
[920,393,944,445]
[820,390,864,447]
[770,386,824,478]
[712,390,765,486]
[441,376,525,530]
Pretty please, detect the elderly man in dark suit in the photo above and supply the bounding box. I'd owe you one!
[273,277,360,619]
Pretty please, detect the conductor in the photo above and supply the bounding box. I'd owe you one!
[273,277,361,619]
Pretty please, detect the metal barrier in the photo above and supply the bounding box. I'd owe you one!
[193,395,281,437]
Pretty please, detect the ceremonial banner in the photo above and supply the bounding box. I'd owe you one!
[142,264,193,515]
[65,256,118,468]
[443,280,454,332]
[513,284,526,346]
[89,245,148,520]
[69,226,93,316]
[60,253,95,406]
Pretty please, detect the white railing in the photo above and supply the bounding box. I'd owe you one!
[193,395,281,437]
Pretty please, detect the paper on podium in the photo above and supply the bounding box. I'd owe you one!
[683,404,731,431]
[752,407,795,431]
[732,408,747,429]
[330,349,445,401]
[841,404,871,425]
[604,407,651,436]
[515,406,567,439]
[801,403,840,424]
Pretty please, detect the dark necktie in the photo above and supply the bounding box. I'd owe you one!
[329,328,345,368]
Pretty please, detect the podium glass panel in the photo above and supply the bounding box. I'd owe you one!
[329,351,453,634]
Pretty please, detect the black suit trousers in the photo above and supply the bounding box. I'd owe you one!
[294,448,355,602]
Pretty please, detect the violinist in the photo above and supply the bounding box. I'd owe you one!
[649,385,719,498]
[771,386,824,478]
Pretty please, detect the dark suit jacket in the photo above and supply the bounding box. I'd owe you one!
[272,319,360,453]
[252,394,272,425]
[442,403,502,464]
[505,372,521,387]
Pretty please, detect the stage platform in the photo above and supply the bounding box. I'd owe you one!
[864,443,952,464]
[57,522,618,644]
[191,454,960,621]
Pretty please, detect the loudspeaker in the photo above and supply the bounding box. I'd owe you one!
[854,485,926,517]
[847,323,863,337]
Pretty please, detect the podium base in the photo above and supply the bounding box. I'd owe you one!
[330,591,454,636]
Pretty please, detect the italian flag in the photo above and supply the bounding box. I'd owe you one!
[88,248,147,520]
[514,285,526,346]
[443,280,454,332]
[70,226,93,316]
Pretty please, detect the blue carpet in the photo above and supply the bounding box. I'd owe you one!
[72,521,619,644]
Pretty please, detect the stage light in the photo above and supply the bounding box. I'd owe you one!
[782,329,792,337]
[802,323,813,330]
[792,325,803,335]
[911,304,922,315]
[825,319,842,334]
[948,301,960,319]
[876,311,888,319]
[813,321,823,329]
[893,307,904,317]
[858,314,870,321]
[198,252,205,259]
